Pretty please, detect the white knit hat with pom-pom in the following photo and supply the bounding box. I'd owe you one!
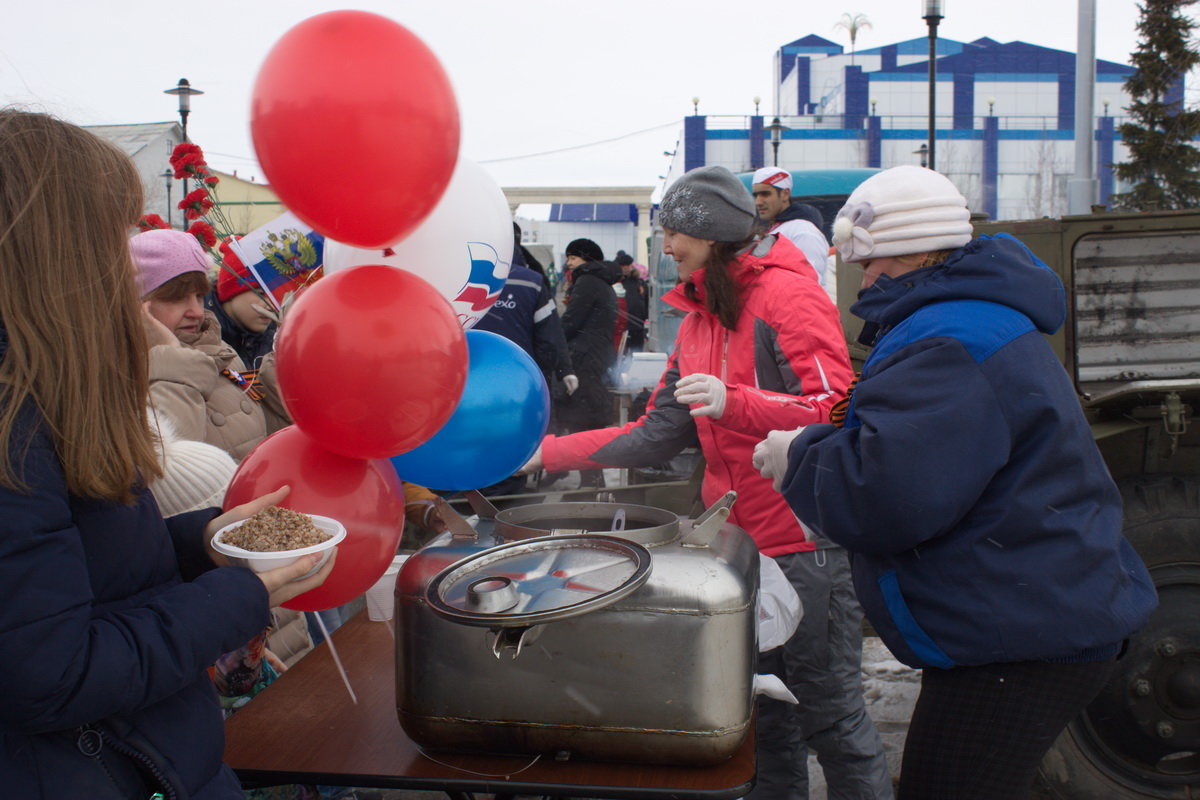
[149,414,238,517]
[832,166,973,263]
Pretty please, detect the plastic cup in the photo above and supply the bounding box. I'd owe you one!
[365,557,405,621]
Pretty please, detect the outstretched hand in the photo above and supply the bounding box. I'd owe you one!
[519,446,544,475]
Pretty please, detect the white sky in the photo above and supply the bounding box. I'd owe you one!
[0,1,1185,192]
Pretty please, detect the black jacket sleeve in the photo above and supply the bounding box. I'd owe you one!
[531,280,574,378]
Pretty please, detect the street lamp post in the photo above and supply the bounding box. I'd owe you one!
[691,96,700,115]
[766,117,791,167]
[922,0,944,171]
[162,169,174,228]
[164,78,204,197]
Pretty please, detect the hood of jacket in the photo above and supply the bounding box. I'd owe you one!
[774,200,823,229]
[850,233,1066,344]
[574,259,622,285]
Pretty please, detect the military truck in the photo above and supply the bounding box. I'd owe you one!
[837,206,1200,799]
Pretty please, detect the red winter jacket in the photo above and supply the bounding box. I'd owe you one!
[541,235,853,556]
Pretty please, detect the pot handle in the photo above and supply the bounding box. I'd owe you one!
[464,490,500,520]
[682,490,737,548]
[433,496,480,543]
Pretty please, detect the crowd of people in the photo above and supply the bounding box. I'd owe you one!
[0,107,1156,800]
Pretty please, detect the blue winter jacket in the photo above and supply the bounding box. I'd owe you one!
[778,234,1157,669]
[0,331,269,798]
[474,263,573,379]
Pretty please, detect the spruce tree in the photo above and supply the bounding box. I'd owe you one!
[1112,0,1200,210]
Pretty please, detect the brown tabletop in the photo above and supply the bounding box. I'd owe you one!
[225,611,755,799]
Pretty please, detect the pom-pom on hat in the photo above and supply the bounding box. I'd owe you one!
[565,238,604,263]
[832,166,973,263]
[658,165,755,242]
[130,229,211,297]
[752,167,793,191]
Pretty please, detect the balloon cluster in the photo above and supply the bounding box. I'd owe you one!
[228,11,549,610]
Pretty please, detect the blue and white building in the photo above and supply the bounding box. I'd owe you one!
[665,34,1186,220]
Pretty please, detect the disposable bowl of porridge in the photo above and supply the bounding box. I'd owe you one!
[211,506,345,578]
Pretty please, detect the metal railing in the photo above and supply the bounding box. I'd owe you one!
[702,113,1127,133]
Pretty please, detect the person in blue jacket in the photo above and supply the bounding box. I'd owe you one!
[0,109,334,799]
[754,165,1157,800]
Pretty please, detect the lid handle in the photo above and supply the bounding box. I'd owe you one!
[491,625,539,659]
[682,491,737,548]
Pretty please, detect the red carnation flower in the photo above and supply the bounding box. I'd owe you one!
[204,175,220,187]
[187,220,218,249]
[172,153,207,179]
[178,188,215,220]
[170,142,209,179]
[137,214,170,232]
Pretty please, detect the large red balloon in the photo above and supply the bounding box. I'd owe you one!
[225,426,406,612]
[275,264,468,459]
[251,10,459,248]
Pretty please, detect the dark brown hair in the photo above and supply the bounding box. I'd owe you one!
[685,235,756,330]
[0,109,162,500]
[147,271,211,303]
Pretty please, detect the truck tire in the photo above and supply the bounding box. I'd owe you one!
[1036,475,1200,799]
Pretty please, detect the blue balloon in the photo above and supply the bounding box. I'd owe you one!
[389,329,550,490]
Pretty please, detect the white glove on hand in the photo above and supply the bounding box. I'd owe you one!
[752,428,806,492]
[519,446,544,475]
[674,373,727,419]
[563,374,579,395]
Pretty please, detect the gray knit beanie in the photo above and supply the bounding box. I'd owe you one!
[658,166,755,242]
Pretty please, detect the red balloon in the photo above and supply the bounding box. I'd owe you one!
[225,426,406,612]
[275,264,468,459]
[251,10,459,248]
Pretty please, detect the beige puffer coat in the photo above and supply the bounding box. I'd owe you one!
[149,312,284,461]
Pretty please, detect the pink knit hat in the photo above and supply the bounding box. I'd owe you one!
[130,229,211,297]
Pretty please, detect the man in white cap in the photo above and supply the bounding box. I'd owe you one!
[751,167,833,297]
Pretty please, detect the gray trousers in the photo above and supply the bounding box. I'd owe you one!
[749,548,893,800]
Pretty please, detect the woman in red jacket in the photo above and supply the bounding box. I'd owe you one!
[523,165,892,800]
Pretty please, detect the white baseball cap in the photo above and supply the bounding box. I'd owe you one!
[752,167,793,190]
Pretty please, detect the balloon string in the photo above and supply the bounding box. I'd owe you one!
[315,613,358,704]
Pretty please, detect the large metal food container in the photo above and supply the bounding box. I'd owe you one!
[395,493,758,766]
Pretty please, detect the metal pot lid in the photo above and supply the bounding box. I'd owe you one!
[425,534,652,627]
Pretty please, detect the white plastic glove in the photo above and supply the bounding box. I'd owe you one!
[562,374,579,395]
[752,427,806,492]
[674,373,727,419]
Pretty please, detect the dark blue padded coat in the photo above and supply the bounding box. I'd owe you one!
[777,234,1157,669]
[0,331,269,798]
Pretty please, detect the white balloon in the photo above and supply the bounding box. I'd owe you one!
[323,158,512,329]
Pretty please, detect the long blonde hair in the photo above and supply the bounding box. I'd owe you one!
[0,109,162,501]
